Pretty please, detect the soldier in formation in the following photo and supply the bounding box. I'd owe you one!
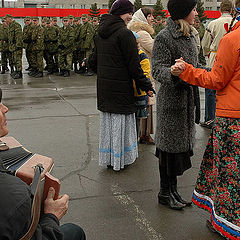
[28,17,44,78]
[0,17,13,74]
[5,14,23,79]
[0,14,99,78]
[57,16,75,77]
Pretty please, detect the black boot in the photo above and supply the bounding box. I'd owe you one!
[158,185,185,210]
[13,71,22,79]
[10,71,17,78]
[1,66,6,74]
[158,159,185,210]
[63,70,70,77]
[10,66,15,74]
[1,66,5,74]
[74,63,78,73]
[28,68,38,76]
[34,71,43,78]
[5,66,9,72]
[170,177,192,206]
[84,68,94,76]
[56,69,64,76]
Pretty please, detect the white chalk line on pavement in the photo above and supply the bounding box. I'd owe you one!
[111,184,164,240]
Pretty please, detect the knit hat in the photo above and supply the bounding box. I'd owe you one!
[167,0,198,20]
[110,0,134,16]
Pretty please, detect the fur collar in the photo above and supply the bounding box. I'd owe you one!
[128,21,154,36]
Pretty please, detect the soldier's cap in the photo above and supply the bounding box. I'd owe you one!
[51,17,58,21]
[74,17,80,21]
[62,17,69,21]
[92,17,98,21]
[81,14,88,19]
[46,19,51,24]
[24,16,32,20]
[42,17,49,22]
[68,15,74,19]
[32,16,39,21]
[5,14,13,18]
[156,16,162,21]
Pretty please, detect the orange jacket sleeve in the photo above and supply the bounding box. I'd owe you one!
[180,35,240,90]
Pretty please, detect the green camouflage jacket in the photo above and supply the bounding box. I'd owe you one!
[23,24,33,49]
[58,25,75,54]
[0,24,9,51]
[31,25,44,51]
[74,24,82,50]
[80,21,95,50]
[7,20,23,52]
[44,26,59,53]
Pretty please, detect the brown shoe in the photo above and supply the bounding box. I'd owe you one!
[139,136,155,145]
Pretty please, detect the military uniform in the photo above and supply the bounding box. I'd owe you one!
[29,17,44,77]
[23,16,33,70]
[57,17,75,76]
[6,14,23,79]
[51,17,60,30]
[92,17,99,38]
[80,14,95,76]
[0,19,13,74]
[44,21,59,74]
[80,15,95,59]
[72,17,83,73]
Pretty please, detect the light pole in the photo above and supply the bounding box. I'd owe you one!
[2,0,4,8]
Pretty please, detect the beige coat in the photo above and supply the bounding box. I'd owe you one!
[201,13,233,67]
[128,21,154,59]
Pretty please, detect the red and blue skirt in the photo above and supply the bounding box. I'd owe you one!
[193,117,240,240]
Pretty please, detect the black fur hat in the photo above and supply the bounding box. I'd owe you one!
[167,0,198,20]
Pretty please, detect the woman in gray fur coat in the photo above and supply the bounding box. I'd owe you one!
[151,0,200,210]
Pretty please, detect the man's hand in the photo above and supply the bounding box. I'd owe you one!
[44,187,69,220]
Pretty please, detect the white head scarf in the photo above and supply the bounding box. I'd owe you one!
[128,8,148,27]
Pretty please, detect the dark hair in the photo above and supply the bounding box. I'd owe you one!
[141,7,153,19]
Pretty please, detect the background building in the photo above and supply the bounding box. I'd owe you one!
[2,0,226,11]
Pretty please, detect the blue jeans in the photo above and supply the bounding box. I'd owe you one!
[60,223,86,240]
[205,89,216,122]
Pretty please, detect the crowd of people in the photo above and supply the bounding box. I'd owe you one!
[1,0,240,239]
[0,14,98,79]
[0,12,166,80]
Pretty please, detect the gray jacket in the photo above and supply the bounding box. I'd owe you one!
[152,18,200,153]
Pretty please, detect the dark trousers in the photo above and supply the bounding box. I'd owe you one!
[60,223,86,240]
[205,89,216,122]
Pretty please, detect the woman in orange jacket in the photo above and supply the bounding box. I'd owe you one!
[171,3,240,239]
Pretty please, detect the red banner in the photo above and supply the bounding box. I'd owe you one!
[0,8,220,19]
[0,8,109,17]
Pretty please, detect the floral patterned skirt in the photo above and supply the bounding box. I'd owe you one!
[193,117,240,239]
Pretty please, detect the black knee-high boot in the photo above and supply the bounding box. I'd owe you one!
[158,159,185,210]
[169,176,192,206]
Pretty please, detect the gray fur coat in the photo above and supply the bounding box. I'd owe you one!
[152,18,200,153]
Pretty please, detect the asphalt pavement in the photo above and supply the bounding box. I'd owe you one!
[0,64,223,240]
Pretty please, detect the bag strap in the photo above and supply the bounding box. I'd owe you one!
[19,164,44,240]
